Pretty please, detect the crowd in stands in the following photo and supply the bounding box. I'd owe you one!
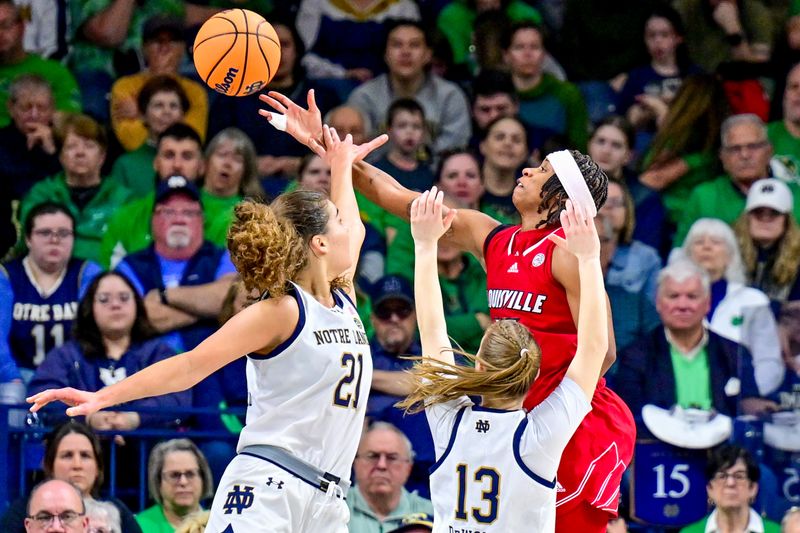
[4,0,800,531]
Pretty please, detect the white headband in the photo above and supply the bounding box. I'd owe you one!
[546,150,597,218]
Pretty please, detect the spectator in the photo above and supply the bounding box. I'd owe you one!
[347,423,433,532]
[326,105,367,144]
[296,0,419,83]
[614,259,763,435]
[639,74,727,229]
[66,0,218,122]
[675,114,800,246]
[348,20,472,154]
[681,218,785,395]
[23,479,88,533]
[734,178,800,305]
[768,63,800,180]
[0,202,102,379]
[115,177,236,353]
[0,74,61,255]
[110,16,207,152]
[675,0,773,73]
[85,500,121,533]
[595,215,659,354]
[679,445,780,533]
[110,77,192,197]
[0,0,80,128]
[136,439,213,533]
[199,128,263,247]
[587,115,666,251]
[295,154,331,194]
[436,0,542,70]
[28,271,189,430]
[0,421,141,533]
[598,179,662,301]
[101,124,205,269]
[619,5,698,129]
[502,22,589,150]
[18,113,131,263]
[209,20,341,195]
[372,98,434,193]
[469,69,519,145]
[478,116,528,224]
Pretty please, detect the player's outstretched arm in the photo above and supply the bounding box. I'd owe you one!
[313,125,388,300]
[410,187,457,364]
[27,296,300,417]
[547,200,608,401]
[258,90,501,261]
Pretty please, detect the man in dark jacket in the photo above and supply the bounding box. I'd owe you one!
[613,258,765,438]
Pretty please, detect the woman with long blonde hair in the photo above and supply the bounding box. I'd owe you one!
[398,187,608,532]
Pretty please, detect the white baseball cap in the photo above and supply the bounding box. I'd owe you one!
[642,404,732,449]
[745,178,793,214]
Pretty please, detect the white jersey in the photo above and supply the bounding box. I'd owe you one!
[237,283,372,483]
[427,378,591,533]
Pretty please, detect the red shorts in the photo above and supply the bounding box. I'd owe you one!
[554,378,635,517]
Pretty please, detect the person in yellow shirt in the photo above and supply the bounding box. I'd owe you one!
[110,15,208,151]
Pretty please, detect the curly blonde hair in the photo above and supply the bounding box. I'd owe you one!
[227,192,348,297]
[397,320,541,414]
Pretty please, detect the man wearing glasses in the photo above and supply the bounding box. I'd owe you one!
[25,479,88,532]
[675,113,800,246]
[347,423,432,533]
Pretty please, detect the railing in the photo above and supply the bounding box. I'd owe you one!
[0,403,243,512]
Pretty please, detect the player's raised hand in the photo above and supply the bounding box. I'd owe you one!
[313,125,387,167]
[547,199,600,262]
[258,89,323,148]
[410,186,456,246]
[27,387,105,418]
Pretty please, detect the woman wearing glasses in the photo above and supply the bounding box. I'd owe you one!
[0,202,102,383]
[137,439,214,533]
[27,271,190,431]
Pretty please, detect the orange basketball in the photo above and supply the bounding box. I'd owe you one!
[193,9,281,97]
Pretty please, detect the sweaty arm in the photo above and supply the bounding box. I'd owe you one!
[552,245,617,374]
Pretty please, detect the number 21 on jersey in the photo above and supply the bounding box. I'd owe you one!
[333,352,364,409]
[456,463,501,524]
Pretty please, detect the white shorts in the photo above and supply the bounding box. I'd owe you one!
[204,454,350,533]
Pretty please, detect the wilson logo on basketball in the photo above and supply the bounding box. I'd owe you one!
[215,67,240,94]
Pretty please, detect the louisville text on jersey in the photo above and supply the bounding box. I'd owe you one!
[487,289,547,314]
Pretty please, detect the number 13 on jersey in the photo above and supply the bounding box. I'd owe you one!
[333,352,364,409]
[456,463,501,524]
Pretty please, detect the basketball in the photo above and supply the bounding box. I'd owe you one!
[192,9,281,97]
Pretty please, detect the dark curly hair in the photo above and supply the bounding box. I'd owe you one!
[536,150,608,228]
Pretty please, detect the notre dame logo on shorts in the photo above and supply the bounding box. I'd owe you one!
[222,485,255,515]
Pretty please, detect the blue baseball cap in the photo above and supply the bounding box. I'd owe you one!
[371,274,414,309]
[154,175,201,207]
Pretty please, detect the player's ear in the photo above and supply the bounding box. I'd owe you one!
[308,234,328,258]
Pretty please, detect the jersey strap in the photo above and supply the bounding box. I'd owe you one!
[248,286,306,360]
[513,418,557,489]
[429,406,468,474]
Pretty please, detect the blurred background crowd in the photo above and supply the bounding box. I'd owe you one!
[3,0,800,531]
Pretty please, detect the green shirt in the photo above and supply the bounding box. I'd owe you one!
[669,343,712,410]
[346,485,433,533]
[768,120,800,177]
[109,143,158,197]
[674,175,800,246]
[135,505,174,533]
[516,73,590,151]
[18,173,131,263]
[0,55,81,128]
[680,509,780,533]
[99,189,238,268]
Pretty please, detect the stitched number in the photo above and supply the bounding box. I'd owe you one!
[333,352,363,408]
[455,464,500,524]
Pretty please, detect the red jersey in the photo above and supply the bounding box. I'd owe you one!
[484,224,635,523]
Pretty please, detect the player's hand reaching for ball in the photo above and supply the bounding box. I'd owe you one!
[312,125,387,168]
[258,90,323,149]
[410,186,457,247]
[28,387,106,418]
[547,199,600,262]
